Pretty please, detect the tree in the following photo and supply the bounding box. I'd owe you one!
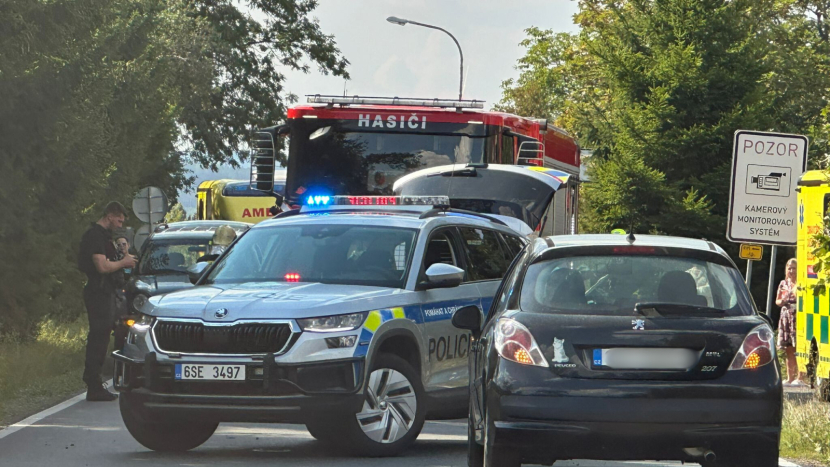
[494,28,580,124]
[501,0,830,240]
[0,0,347,336]
[164,203,187,223]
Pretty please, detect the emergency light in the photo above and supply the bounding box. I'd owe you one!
[333,195,449,206]
[302,195,450,209]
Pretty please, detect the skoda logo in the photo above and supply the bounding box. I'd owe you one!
[214,308,229,319]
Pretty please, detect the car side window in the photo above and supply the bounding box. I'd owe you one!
[488,246,528,321]
[458,227,511,282]
[423,230,459,270]
[500,233,526,258]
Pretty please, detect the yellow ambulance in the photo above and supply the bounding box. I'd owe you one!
[196,178,284,224]
[795,170,830,400]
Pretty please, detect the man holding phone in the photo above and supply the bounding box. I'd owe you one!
[78,202,137,401]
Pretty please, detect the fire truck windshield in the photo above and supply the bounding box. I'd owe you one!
[285,118,497,204]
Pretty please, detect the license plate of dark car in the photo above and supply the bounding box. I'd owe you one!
[593,348,696,370]
[175,364,245,380]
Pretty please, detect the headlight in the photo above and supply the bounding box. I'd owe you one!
[298,312,367,332]
[131,313,154,330]
[132,294,149,312]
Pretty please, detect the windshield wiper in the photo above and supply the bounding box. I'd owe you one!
[635,302,726,317]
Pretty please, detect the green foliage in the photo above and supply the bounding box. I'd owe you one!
[501,0,830,245]
[495,28,580,124]
[781,394,830,464]
[0,316,89,425]
[0,0,347,336]
[164,203,187,223]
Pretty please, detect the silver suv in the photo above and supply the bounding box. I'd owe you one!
[113,198,527,455]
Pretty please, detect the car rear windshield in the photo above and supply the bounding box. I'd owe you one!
[138,239,210,275]
[520,255,754,316]
[204,225,417,288]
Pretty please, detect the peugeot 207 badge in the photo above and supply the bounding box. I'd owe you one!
[214,308,229,319]
[632,319,645,330]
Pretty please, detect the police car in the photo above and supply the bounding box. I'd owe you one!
[113,195,527,455]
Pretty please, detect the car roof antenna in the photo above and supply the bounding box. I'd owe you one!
[626,222,636,243]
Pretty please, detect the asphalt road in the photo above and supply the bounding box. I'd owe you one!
[0,393,798,467]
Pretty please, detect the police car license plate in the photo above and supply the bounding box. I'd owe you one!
[175,364,245,381]
[592,348,696,370]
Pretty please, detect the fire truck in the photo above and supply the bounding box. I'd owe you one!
[251,95,581,225]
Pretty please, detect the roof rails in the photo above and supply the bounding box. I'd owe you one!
[419,207,507,227]
[307,94,484,110]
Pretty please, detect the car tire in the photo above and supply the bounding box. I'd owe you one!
[468,400,484,467]
[483,411,521,467]
[337,353,426,457]
[819,370,830,402]
[119,393,217,452]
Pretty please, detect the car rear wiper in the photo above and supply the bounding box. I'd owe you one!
[635,302,726,317]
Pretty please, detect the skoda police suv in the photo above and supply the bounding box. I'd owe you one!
[113,196,527,455]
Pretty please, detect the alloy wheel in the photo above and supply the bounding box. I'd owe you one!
[355,367,417,444]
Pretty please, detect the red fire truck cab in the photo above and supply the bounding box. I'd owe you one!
[251,96,580,231]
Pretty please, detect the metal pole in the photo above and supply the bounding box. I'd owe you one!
[765,245,779,316]
[745,259,753,287]
[400,20,464,100]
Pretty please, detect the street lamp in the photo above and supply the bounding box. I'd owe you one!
[386,16,464,100]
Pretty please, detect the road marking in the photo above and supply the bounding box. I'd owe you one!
[779,459,801,467]
[0,380,113,441]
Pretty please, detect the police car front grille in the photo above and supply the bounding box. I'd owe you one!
[153,321,293,354]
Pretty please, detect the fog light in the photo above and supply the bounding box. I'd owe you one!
[325,335,357,349]
[253,367,264,376]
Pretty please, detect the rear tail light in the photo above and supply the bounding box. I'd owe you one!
[494,318,548,367]
[728,324,775,371]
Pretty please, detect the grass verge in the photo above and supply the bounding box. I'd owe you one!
[0,317,89,428]
[781,393,830,465]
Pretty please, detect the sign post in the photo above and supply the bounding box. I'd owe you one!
[727,131,807,314]
[131,186,170,252]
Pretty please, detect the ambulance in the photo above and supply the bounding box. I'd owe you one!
[196,174,285,223]
[795,170,830,400]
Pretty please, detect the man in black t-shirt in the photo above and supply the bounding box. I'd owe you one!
[78,202,136,401]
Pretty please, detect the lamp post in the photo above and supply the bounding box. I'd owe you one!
[387,16,464,101]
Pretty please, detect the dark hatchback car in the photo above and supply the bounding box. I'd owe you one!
[452,234,782,467]
[117,221,251,345]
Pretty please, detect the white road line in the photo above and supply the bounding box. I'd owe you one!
[0,379,113,441]
[779,458,802,467]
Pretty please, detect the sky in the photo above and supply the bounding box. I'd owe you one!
[179,0,581,214]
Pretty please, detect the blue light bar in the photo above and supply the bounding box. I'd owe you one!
[305,195,332,206]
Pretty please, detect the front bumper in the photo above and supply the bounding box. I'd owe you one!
[113,351,365,423]
[485,360,782,463]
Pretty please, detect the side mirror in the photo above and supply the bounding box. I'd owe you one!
[250,125,288,194]
[187,262,209,285]
[452,305,482,336]
[423,263,465,289]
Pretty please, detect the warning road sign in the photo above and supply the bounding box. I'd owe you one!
[727,130,808,245]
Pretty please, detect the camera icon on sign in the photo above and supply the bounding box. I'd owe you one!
[750,173,785,192]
